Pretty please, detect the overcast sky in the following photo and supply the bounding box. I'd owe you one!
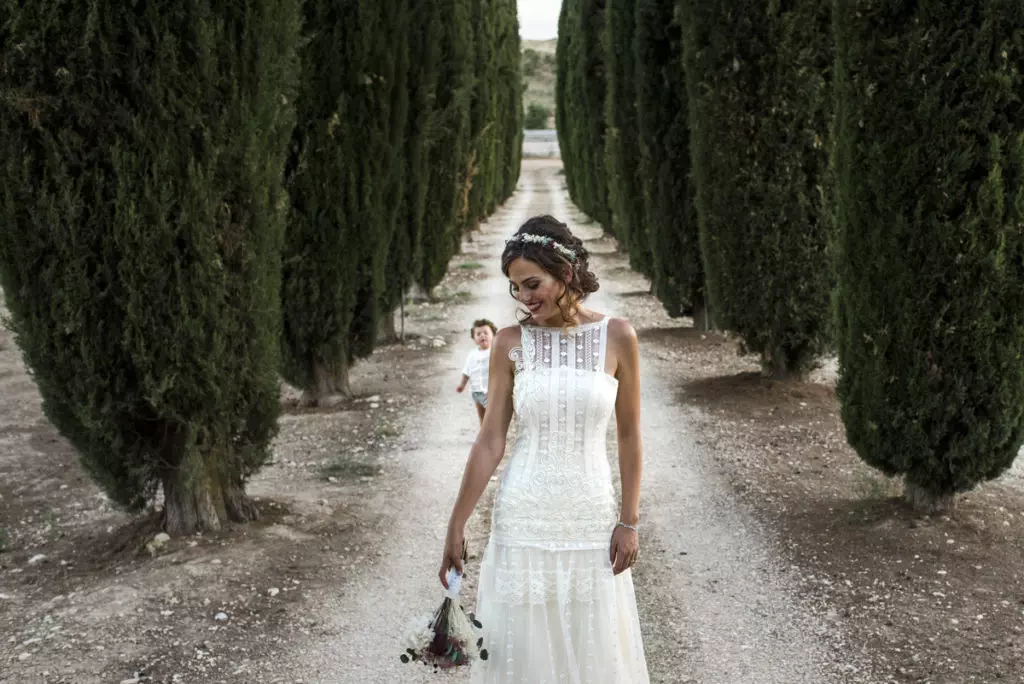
[518,0,562,40]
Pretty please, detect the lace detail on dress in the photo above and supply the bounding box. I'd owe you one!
[490,546,615,604]
[493,319,619,547]
[475,317,649,683]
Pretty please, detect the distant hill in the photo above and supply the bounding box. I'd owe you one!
[521,39,556,129]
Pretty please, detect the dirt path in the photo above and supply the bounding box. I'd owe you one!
[269,159,863,683]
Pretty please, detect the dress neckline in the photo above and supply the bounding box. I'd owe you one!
[521,316,608,334]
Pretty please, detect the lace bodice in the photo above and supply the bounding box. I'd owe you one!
[491,318,619,552]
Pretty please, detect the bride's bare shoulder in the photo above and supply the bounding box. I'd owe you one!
[606,317,638,343]
[492,325,523,355]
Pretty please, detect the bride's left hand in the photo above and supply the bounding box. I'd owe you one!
[609,525,639,575]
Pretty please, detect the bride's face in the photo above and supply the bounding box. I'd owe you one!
[507,257,570,323]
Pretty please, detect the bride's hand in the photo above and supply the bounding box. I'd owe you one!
[439,524,465,588]
[610,524,639,575]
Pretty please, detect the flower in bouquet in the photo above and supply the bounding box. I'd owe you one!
[400,568,488,670]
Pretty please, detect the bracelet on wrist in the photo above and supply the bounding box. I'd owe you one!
[615,521,639,533]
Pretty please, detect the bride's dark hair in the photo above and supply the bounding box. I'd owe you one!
[500,215,599,325]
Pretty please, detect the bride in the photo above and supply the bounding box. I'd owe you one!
[440,215,650,683]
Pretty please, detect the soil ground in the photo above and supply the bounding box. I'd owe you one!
[2,159,1024,684]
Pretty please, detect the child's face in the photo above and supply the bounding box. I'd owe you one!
[473,325,494,349]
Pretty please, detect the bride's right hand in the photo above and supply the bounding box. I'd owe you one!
[439,524,465,588]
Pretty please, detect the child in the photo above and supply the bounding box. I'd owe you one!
[456,319,496,424]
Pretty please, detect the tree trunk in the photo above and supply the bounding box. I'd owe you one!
[764,351,806,381]
[333,359,352,398]
[378,308,398,344]
[163,471,223,536]
[692,292,712,331]
[160,443,259,534]
[300,357,335,407]
[400,295,406,343]
[223,477,260,523]
[904,478,956,515]
[160,426,224,536]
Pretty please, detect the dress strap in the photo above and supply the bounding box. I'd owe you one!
[596,317,611,376]
[508,324,536,374]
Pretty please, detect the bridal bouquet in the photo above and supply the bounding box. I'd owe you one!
[399,565,488,670]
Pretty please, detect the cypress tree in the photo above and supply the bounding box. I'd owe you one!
[834,0,1024,512]
[419,0,475,295]
[282,0,408,401]
[0,0,300,534]
[381,4,434,340]
[635,0,706,323]
[679,0,832,376]
[605,0,652,275]
[577,0,611,227]
[496,0,524,204]
[557,0,606,222]
[350,1,409,358]
[489,0,520,207]
[467,0,499,226]
[555,1,581,205]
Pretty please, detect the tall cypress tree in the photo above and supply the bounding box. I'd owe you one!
[0,0,300,534]
[556,0,610,225]
[282,0,408,401]
[495,0,523,203]
[636,0,706,323]
[577,0,611,227]
[489,0,517,207]
[381,3,435,339]
[605,0,652,275]
[419,0,474,295]
[555,1,581,205]
[467,0,499,226]
[350,1,409,358]
[834,0,1024,512]
[680,0,832,376]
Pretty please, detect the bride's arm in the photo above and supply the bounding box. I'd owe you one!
[610,318,642,575]
[439,326,517,586]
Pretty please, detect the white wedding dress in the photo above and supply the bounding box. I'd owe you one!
[471,318,650,683]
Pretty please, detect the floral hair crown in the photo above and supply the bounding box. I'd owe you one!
[505,233,577,262]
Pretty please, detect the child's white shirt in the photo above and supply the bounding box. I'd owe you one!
[462,347,491,393]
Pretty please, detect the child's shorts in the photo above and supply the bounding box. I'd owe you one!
[471,391,487,407]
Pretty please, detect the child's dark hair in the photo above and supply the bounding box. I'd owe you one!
[470,319,497,338]
[500,215,599,325]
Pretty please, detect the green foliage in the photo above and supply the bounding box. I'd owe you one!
[282,0,409,395]
[464,0,521,226]
[525,103,552,130]
[0,0,300,529]
[467,0,499,223]
[555,3,579,203]
[522,48,542,77]
[635,0,705,319]
[556,0,610,226]
[383,6,435,324]
[679,0,832,375]
[419,0,475,294]
[578,0,611,226]
[521,48,554,78]
[605,0,652,275]
[492,0,524,205]
[833,0,1024,501]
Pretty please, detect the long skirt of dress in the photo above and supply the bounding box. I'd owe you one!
[470,541,650,683]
